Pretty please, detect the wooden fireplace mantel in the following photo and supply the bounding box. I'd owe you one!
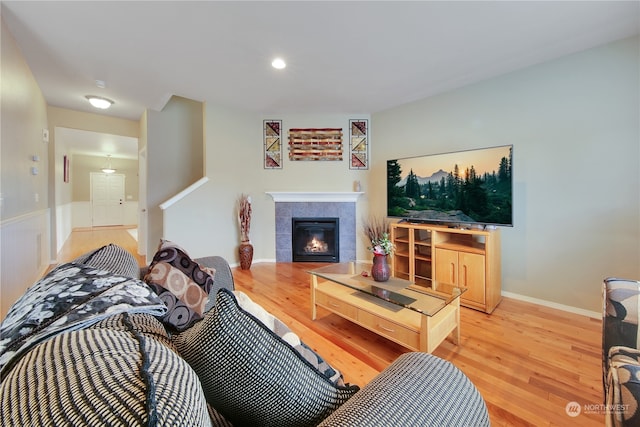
[265,192,364,203]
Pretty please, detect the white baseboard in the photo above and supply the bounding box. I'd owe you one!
[229,258,276,268]
[501,290,600,319]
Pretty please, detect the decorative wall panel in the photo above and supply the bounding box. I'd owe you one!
[288,128,343,161]
[263,120,282,169]
[349,119,368,170]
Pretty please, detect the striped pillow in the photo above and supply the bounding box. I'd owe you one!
[233,290,345,385]
[173,289,359,427]
[72,243,140,278]
[0,313,211,426]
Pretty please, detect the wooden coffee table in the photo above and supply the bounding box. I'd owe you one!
[309,262,465,353]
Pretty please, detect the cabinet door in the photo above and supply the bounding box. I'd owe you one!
[459,252,486,305]
[391,226,411,280]
[435,248,458,285]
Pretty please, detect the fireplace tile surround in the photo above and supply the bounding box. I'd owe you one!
[266,192,364,263]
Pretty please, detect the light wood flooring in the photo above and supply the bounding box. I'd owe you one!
[57,226,604,426]
[56,225,146,267]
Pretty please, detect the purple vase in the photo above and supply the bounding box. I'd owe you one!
[371,254,390,282]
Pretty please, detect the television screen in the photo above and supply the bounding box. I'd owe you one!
[387,145,513,227]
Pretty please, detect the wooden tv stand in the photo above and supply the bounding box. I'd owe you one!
[390,222,502,313]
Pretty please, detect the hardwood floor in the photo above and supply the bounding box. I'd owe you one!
[56,225,145,267]
[58,227,604,426]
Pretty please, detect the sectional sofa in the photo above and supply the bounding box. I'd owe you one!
[0,242,490,426]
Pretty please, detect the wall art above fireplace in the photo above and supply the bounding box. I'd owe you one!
[349,119,368,170]
[263,120,282,169]
[288,128,343,161]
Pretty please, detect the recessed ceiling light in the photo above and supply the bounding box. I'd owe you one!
[271,58,286,70]
[85,95,114,109]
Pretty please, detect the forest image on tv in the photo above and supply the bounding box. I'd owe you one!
[387,145,513,226]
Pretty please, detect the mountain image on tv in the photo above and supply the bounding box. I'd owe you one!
[387,145,513,226]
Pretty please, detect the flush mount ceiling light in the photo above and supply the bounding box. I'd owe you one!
[271,58,286,69]
[85,95,114,109]
[101,155,116,174]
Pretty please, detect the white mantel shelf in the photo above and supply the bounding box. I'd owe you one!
[266,192,364,203]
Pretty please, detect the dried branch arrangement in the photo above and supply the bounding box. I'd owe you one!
[237,194,252,243]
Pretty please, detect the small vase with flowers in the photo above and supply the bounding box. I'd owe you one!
[363,216,395,282]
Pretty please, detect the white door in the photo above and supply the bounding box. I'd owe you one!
[91,173,125,226]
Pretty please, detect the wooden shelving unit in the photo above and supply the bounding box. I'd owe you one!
[390,222,502,313]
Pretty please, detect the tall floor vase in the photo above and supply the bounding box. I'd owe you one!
[239,241,253,270]
[371,254,390,282]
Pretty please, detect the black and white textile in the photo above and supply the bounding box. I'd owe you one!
[72,243,140,278]
[0,263,166,378]
[319,352,491,427]
[174,288,359,427]
[233,290,345,385]
[1,313,211,426]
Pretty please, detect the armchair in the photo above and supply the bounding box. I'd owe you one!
[603,277,640,426]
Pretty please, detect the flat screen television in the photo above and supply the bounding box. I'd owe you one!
[387,145,513,227]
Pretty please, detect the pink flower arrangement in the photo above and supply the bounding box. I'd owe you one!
[363,216,395,255]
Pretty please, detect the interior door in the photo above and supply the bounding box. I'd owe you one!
[91,172,125,226]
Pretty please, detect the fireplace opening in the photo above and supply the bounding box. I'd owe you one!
[292,218,339,262]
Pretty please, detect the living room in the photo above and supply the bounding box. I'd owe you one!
[1,1,639,425]
[2,1,638,316]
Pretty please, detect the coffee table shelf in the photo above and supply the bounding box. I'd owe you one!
[309,262,464,353]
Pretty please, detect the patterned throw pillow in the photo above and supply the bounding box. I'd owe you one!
[233,290,345,386]
[173,289,360,427]
[144,240,216,331]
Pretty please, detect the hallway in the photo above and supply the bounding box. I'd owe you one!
[56,226,145,267]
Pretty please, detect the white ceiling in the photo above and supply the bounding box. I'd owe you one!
[2,1,639,156]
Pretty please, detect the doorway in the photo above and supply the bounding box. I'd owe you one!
[90,172,125,226]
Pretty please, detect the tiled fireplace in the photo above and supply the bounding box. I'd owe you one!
[266,192,364,262]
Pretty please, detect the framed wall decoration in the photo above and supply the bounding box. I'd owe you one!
[63,155,70,183]
[349,119,368,170]
[288,128,343,161]
[263,120,282,169]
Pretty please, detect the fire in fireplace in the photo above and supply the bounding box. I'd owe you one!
[292,218,339,262]
[305,235,328,253]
